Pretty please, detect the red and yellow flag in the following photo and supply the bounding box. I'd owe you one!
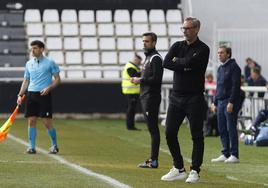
[0,95,25,141]
[0,106,20,141]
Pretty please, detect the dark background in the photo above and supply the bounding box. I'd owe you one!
[0,82,126,113]
[1,0,180,11]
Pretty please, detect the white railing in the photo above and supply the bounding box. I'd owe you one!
[2,67,267,120]
[0,66,123,83]
[161,84,268,121]
[0,66,175,83]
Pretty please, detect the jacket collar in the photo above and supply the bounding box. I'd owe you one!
[221,58,235,67]
[184,37,200,47]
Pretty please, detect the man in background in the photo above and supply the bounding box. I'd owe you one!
[121,53,142,130]
[244,57,261,80]
[247,67,267,98]
[211,46,242,164]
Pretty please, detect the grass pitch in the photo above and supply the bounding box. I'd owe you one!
[0,118,267,188]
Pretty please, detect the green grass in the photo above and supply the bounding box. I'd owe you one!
[0,118,267,188]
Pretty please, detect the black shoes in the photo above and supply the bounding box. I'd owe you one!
[138,159,158,168]
[49,145,59,154]
[26,146,59,154]
[26,148,36,154]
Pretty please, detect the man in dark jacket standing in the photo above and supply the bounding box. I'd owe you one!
[131,32,163,168]
[211,46,241,164]
[161,17,209,183]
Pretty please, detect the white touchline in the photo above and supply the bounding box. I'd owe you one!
[8,134,131,188]
[226,175,268,187]
[161,147,268,186]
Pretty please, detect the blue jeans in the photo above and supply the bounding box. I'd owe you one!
[217,99,239,158]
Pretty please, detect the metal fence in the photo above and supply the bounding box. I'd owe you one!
[160,84,268,122]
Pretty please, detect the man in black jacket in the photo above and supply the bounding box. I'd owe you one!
[161,17,209,183]
[131,32,163,168]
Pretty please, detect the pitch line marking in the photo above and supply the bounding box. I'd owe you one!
[8,134,131,188]
[226,175,268,187]
[160,147,268,186]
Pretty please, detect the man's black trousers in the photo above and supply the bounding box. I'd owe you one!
[140,94,161,161]
[126,94,139,129]
[165,94,206,173]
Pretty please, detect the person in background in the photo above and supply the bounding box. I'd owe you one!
[247,67,267,98]
[240,75,247,86]
[204,73,218,137]
[17,40,60,154]
[121,53,142,130]
[205,73,216,96]
[244,57,261,80]
[249,109,268,139]
[211,46,242,163]
[131,32,163,169]
[161,17,209,183]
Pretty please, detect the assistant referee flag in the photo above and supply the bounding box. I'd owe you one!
[0,95,25,141]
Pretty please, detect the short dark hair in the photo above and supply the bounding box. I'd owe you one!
[30,40,45,48]
[142,32,157,43]
[134,53,142,61]
[219,45,232,58]
[184,17,201,29]
[246,57,253,62]
[251,67,261,75]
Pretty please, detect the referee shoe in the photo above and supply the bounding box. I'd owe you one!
[26,148,36,154]
[49,145,59,154]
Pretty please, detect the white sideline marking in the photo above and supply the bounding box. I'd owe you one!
[8,134,131,188]
[226,175,268,187]
[0,160,55,164]
[160,147,268,186]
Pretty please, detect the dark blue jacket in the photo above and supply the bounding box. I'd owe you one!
[214,58,241,106]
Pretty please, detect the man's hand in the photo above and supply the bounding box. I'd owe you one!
[17,95,23,105]
[131,77,141,84]
[227,102,233,113]
[40,86,51,96]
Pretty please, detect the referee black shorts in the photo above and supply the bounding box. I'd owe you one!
[25,91,53,118]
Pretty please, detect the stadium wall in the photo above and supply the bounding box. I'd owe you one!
[0,82,126,114]
[182,0,268,78]
[1,0,180,11]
